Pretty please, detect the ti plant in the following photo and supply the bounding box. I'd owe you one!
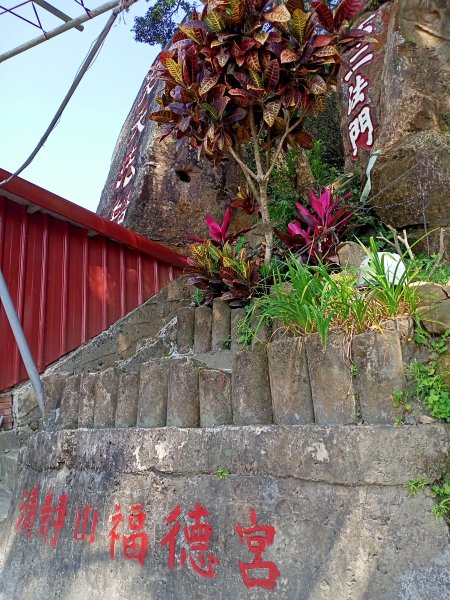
[150,0,370,263]
[275,187,353,263]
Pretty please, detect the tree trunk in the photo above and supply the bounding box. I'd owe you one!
[258,180,273,265]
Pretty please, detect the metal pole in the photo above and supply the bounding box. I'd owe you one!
[33,0,85,32]
[0,0,134,188]
[0,0,139,64]
[0,268,45,415]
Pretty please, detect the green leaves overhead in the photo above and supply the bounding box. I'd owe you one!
[151,0,368,160]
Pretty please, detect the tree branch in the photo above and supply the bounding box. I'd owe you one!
[229,146,259,199]
[263,112,306,182]
[249,106,264,181]
[228,145,258,183]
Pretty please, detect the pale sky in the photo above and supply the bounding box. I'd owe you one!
[0,0,160,212]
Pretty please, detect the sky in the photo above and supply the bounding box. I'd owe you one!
[0,0,161,212]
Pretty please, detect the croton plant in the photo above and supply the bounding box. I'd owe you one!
[150,0,370,263]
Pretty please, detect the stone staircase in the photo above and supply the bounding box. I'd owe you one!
[40,298,415,432]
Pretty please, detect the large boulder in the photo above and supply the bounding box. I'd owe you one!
[340,0,450,255]
[97,71,245,254]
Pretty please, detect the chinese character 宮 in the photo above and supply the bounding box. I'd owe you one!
[160,503,219,578]
[348,106,374,157]
[109,504,149,567]
[74,504,99,544]
[236,508,280,590]
[16,485,39,539]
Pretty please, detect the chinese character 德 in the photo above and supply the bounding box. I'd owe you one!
[160,503,219,578]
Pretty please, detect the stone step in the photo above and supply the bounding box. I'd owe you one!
[41,329,408,430]
[0,449,19,492]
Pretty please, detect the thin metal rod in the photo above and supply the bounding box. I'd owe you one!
[0,0,138,63]
[0,268,45,415]
[33,0,84,31]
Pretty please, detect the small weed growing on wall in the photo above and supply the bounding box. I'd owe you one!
[405,478,427,497]
[350,364,358,376]
[216,468,231,480]
[409,361,450,423]
[406,464,450,523]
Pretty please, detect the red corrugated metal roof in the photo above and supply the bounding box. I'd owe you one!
[0,169,187,393]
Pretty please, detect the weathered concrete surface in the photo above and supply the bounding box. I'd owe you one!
[267,338,314,425]
[0,426,449,600]
[306,335,356,425]
[232,346,272,425]
[352,331,406,425]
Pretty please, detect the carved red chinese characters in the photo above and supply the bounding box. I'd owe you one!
[236,508,280,590]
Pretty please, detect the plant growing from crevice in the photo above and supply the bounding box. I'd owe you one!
[404,464,450,524]
[150,0,369,263]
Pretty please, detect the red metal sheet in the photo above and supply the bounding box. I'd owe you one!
[0,171,188,397]
[43,220,69,365]
[66,225,88,352]
[87,236,107,341]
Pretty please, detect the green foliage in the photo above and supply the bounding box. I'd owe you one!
[409,254,450,286]
[358,238,418,317]
[240,237,416,347]
[405,478,427,497]
[306,140,342,188]
[133,0,192,47]
[349,364,358,376]
[430,481,450,522]
[404,464,450,523]
[268,148,299,229]
[216,467,231,480]
[414,328,449,355]
[392,390,413,414]
[408,361,450,422]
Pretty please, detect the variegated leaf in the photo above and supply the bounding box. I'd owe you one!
[286,0,305,13]
[246,50,261,72]
[290,9,308,42]
[249,69,263,88]
[204,11,225,33]
[199,73,220,95]
[264,60,280,93]
[280,49,300,63]
[308,75,327,94]
[166,58,184,85]
[179,25,203,45]
[216,48,230,67]
[230,1,245,24]
[314,45,338,57]
[263,101,281,127]
[254,29,269,45]
[265,5,291,22]
[310,1,335,32]
[296,131,314,149]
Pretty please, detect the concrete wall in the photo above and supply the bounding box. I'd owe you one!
[0,425,449,600]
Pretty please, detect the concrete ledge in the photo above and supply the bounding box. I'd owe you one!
[21,424,449,486]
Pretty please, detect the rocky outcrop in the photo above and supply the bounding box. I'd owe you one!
[96,70,244,254]
[340,0,450,255]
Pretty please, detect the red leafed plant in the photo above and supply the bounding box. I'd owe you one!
[150,0,368,263]
[275,187,353,263]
